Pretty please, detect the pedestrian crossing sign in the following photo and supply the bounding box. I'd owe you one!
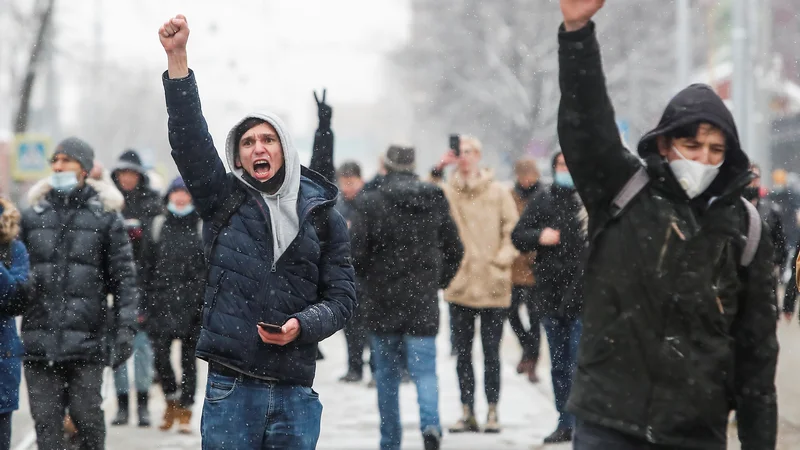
[11,134,51,181]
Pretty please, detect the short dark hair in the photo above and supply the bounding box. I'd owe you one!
[337,161,362,179]
[234,118,267,148]
[664,122,723,142]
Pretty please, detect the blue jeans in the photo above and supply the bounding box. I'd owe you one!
[371,335,440,450]
[543,316,582,430]
[114,331,154,394]
[200,368,322,450]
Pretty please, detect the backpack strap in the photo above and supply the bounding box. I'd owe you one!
[311,205,331,250]
[740,197,762,267]
[150,215,166,243]
[204,186,249,263]
[610,166,649,218]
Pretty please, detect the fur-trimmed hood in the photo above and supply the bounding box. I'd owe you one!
[27,177,125,212]
[0,198,21,244]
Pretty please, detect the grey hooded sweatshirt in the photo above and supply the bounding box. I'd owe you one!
[224,112,302,261]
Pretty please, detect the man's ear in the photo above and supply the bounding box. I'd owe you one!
[234,156,242,169]
[656,135,671,158]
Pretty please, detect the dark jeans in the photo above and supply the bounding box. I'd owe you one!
[25,361,105,450]
[371,334,440,450]
[152,333,198,407]
[449,303,505,406]
[507,285,543,361]
[543,316,582,430]
[574,420,696,449]
[0,412,10,450]
[201,367,322,449]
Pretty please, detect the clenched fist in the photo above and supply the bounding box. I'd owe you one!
[159,14,190,79]
[560,0,605,32]
[159,14,189,53]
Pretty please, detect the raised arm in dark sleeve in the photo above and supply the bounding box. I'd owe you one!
[734,222,779,449]
[309,90,335,182]
[557,22,641,212]
[162,70,231,219]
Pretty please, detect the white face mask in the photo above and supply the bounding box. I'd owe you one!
[668,146,723,199]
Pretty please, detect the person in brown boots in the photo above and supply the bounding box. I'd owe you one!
[438,135,519,434]
[508,158,542,383]
[140,177,205,434]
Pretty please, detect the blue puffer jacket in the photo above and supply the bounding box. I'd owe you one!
[163,71,356,386]
[0,239,29,414]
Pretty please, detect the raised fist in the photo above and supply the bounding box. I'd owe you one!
[560,0,605,31]
[159,14,190,54]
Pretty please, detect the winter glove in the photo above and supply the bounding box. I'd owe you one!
[314,89,332,129]
[111,327,135,369]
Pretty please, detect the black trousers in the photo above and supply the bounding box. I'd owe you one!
[344,301,369,375]
[151,333,198,408]
[507,285,543,361]
[449,303,506,407]
[0,412,10,450]
[25,361,105,450]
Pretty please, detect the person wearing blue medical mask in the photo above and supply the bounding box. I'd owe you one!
[140,176,203,434]
[49,138,94,193]
[510,150,587,443]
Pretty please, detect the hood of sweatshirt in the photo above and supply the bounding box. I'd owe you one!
[224,112,302,261]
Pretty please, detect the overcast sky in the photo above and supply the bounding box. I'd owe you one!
[55,0,410,146]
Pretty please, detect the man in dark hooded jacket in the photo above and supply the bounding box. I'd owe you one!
[351,145,463,450]
[557,1,778,449]
[110,149,160,427]
[159,15,355,449]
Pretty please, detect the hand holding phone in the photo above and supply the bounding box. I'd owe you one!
[258,322,283,334]
[449,134,460,157]
[257,318,302,346]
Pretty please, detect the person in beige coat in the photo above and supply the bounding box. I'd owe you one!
[438,136,519,434]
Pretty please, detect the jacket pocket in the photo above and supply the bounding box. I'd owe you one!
[202,270,226,328]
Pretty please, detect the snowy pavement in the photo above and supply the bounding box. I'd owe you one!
[10,300,800,449]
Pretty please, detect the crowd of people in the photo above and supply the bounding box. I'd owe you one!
[0,0,794,449]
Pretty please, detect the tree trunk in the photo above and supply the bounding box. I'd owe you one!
[14,0,56,134]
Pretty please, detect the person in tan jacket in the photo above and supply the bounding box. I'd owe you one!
[438,136,519,434]
[508,158,542,384]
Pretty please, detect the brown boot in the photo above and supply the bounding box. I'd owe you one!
[177,407,193,434]
[448,404,479,433]
[63,414,78,437]
[484,404,501,433]
[516,358,534,375]
[159,399,178,431]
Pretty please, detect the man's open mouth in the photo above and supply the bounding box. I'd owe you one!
[253,160,271,178]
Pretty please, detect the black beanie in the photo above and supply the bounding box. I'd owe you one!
[52,137,95,173]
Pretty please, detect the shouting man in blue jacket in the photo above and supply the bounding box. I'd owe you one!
[158,15,356,450]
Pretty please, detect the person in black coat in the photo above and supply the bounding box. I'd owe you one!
[110,149,161,427]
[140,177,205,433]
[351,145,463,450]
[556,2,777,448]
[160,15,355,449]
[20,138,138,450]
[511,152,586,443]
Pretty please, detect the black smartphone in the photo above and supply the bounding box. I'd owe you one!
[449,134,460,157]
[258,322,283,334]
